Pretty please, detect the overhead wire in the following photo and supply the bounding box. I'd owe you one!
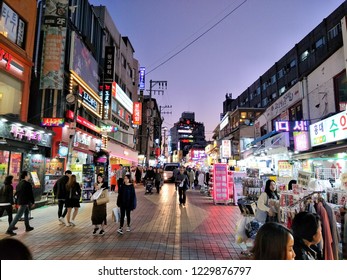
[146,0,248,75]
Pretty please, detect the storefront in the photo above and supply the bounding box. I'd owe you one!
[0,117,53,200]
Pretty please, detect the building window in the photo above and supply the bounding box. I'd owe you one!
[271,92,277,100]
[256,87,261,96]
[328,23,341,40]
[300,50,309,61]
[289,59,296,68]
[271,74,276,84]
[279,86,286,95]
[289,102,303,121]
[121,55,126,68]
[277,68,285,79]
[262,97,268,107]
[334,71,347,111]
[315,37,326,49]
[0,71,22,116]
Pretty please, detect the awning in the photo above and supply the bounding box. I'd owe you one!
[250,130,277,146]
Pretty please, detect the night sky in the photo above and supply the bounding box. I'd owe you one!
[89,0,345,139]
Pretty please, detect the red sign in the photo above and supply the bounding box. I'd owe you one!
[0,48,12,71]
[132,102,142,125]
[66,110,101,133]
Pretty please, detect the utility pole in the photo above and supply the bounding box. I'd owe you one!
[146,79,167,167]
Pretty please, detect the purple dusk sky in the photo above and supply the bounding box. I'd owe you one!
[89,0,345,140]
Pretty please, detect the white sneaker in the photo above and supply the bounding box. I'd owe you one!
[70,221,76,226]
[126,227,131,232]
[66,222,71,227]
[117,228,123,235]
[58,217,65,225]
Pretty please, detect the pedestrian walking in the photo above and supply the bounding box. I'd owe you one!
[6,171,35,236]
[175,166,189,206]
[53,170,72,225]
[117,174,136,234]
[65,174,81,226]
[91,173,109,235]
[0,175,16,228]
[154,168,162,193]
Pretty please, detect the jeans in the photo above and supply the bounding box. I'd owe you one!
[0,205,13,224]
[119,207,131,228]
[58,199,67,218]
[8,204,31,231]
[178,188,186,204]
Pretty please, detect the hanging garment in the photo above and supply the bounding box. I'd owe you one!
[323,201,340,260]
[316,202,334,260]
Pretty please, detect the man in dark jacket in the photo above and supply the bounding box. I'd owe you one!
[53,170,72,225]
[6,171,35,236]
[175,166,189,206]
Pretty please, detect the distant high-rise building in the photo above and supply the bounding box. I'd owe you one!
[170,112,207,157]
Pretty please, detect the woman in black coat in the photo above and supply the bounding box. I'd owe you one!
[0,175,15,226]
[116,174,136,234]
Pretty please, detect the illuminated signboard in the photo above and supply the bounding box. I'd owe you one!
[132,102,142,125]
[220,114,229,130]
[115,83,133,114]
[309,110,347,147]
[275,120,310,132]
[100,125,118,133]
[66,110,101,133]
[221,140,231,158]
[293,131,310,151]
[178,129,193,134]
[10,124,43,142]
[41,118,65,127]
[99,83,112,120]
[81,91,98,112]
[139,67,145,90]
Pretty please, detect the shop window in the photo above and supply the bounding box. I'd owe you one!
[334,71,347,111]
[0,150,9,183]
[271,115,281,131]
[240,112,247,119]
[9,152,21,188]
[0,71,22,116]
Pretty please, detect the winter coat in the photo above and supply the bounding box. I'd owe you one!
[117,184,136,210]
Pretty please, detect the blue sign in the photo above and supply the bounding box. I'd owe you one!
[139,67,145,90]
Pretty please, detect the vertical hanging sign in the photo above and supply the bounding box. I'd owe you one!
[104,46,115,81]
[132,102,142,125]
[101,83,112,120]
[139,67,145,90]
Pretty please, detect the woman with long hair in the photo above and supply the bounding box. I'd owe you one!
[91,173,109,235]
[251,222,295,260]
[255,179,280,223]
[65,174,81,226]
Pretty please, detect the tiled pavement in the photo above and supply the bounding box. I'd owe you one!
[0,183,248,260]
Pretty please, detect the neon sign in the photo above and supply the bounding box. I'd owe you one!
[275,120,310,132]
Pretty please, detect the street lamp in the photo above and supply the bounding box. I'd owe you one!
[65,91,80,170]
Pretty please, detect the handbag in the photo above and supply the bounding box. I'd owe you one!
[112,207,120,223]
[90,189,103,201]
[96,189,109,205]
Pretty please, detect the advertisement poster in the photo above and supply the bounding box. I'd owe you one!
[82,164,95,200]
[278,160,293,177]
[44,175,60,192]
[31,172,41,188]
[45,158,65,175]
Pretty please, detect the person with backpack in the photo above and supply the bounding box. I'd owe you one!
[0,175,16,228]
